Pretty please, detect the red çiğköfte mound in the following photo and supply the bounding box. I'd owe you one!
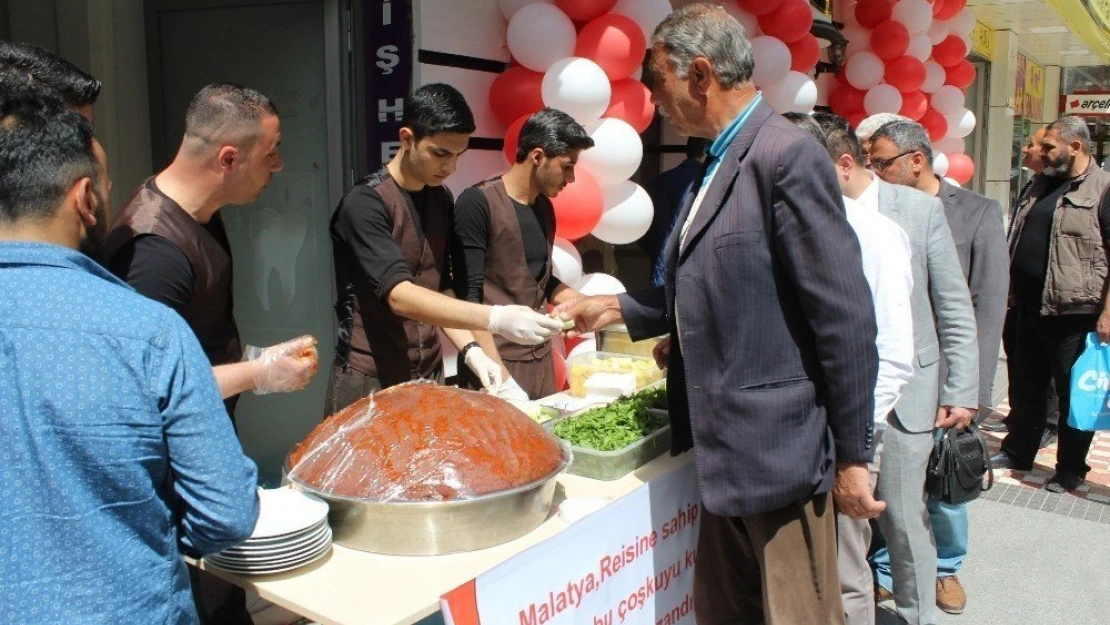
[286,383,566,501]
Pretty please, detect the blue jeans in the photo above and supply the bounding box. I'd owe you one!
[873,500,968,589]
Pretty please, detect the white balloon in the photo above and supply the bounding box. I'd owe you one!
[927,20,949,45]
[951,8,976,37]
[945,108,977,138]
[930,85,966,115]
[552,237,583,287]
[542,57,612,124]
[933,135,965,154]
[507,4,576,72]
[921,61,946,93]
[892,0,933,35]
[907,33,933,62]
[933,152,950,177]
[567,334,598,358]
[498,0,553,21]
[593,181,654,245]
[722,3,761,37]
[576,272,627,296]
[751,36,792,88]
[611,0,674,42]
[864,84,903,115]
[845,51,885,90]
[763,72,819,114]
[815,72,837,107]
[944,176,962,188]
[578,118,644,186]
[844,27,871,59]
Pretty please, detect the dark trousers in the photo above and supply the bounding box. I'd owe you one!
[1001,309,1097,477]
[1002,307,1059,430]
[190,567,253,625]
[694,492,844,625]
[323,360,443,417]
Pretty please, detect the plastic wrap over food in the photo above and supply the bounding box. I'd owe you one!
[286,381,568,502]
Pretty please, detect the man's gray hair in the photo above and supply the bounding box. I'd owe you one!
[1047,116,1091,150]
[651,3,754,89]
[870,120,934,162]
[855,113,910,141]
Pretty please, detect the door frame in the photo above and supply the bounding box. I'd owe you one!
[143,0,350,208]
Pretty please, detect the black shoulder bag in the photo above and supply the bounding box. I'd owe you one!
[926,423,995,504]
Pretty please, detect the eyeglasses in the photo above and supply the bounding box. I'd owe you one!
[869,150,915,172]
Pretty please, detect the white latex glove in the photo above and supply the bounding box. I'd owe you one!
[495,377,530,402]
[244,335,319,395]
[487,305,564,345]
[463,347,503,393]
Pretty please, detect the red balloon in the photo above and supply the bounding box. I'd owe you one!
[575,14,646,80]
[503,114,529,164]
[932,0,947,16]
[552,169,604,240]
[871,20,910,61]
[758,0,814,43]
[847,112,868,129]
[555,0,617,22]
[737,0,786,17]
[945,60,976,89]
[933,35,968,67]
[788,34,821,72]
[553,349,568,391]
[919,107,949,142]
[489,67,545,128]
[855,0,893,29]
[830,81,867,115]
[946,152,975,184]
[935,0,965,20]
[885,55,926,93]
[605,79,655,134]
[899,90,928,120]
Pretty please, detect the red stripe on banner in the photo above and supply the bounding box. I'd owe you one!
[441,579,482,625]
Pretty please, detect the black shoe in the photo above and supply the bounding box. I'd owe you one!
[1045,472,1084,493]
[989,451,1020,470]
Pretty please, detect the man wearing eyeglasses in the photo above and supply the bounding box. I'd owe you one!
[868,120,1008,617]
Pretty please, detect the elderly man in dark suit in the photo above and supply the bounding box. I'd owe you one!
[869,121,1007,616]
[556,4,881,623]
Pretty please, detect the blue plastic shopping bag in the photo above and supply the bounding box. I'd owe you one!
[1068,332,1110,431]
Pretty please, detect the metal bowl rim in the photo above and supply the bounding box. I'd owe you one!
[283,439,572,507]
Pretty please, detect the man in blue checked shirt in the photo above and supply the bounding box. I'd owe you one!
[0,97,259,623]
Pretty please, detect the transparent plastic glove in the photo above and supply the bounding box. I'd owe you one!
[243,335,319,395]
[463,347,503,393]
[495,377,530,402]
[487,305,564,345]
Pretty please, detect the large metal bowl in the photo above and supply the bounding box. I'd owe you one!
[282,440,572,556]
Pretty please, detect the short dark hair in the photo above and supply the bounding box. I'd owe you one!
[514,108,594,163]
[870,120,933,162]
[402,83,476,140]
[685,137,710,160]
[0,41,101,107]
[0,96,98,224]
[783,112,826,147]
[184,83,278,146]
[811,112,868,166]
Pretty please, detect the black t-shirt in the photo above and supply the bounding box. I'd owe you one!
[330,174,452,304]
[109,234,196,313]
[1011,175,1110,310]
[451,186,562,303]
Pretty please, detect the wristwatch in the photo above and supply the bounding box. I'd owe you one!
[460,341,481,359]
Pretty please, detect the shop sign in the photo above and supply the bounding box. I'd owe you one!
[365,0,414,170]
[1015,54,1027,116]
[1063,93,1110,115]
[970,21,993,61]
[442,462,701,625]
[1024,60,1045,121]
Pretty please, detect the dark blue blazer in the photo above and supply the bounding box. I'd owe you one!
[619,102,879,517]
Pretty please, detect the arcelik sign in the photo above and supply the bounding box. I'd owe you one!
[1063,93,1110,116]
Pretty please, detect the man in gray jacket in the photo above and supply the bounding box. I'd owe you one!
[869,120,1008,615]
[862,122,980,625]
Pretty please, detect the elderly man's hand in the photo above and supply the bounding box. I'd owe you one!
[935,406,975,430]
[653,335,671,370]
[1097,313,1110,345]
[833,463,886,520]
[552,295,624,338]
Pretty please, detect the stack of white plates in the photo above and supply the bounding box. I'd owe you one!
[206,488,332,575]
